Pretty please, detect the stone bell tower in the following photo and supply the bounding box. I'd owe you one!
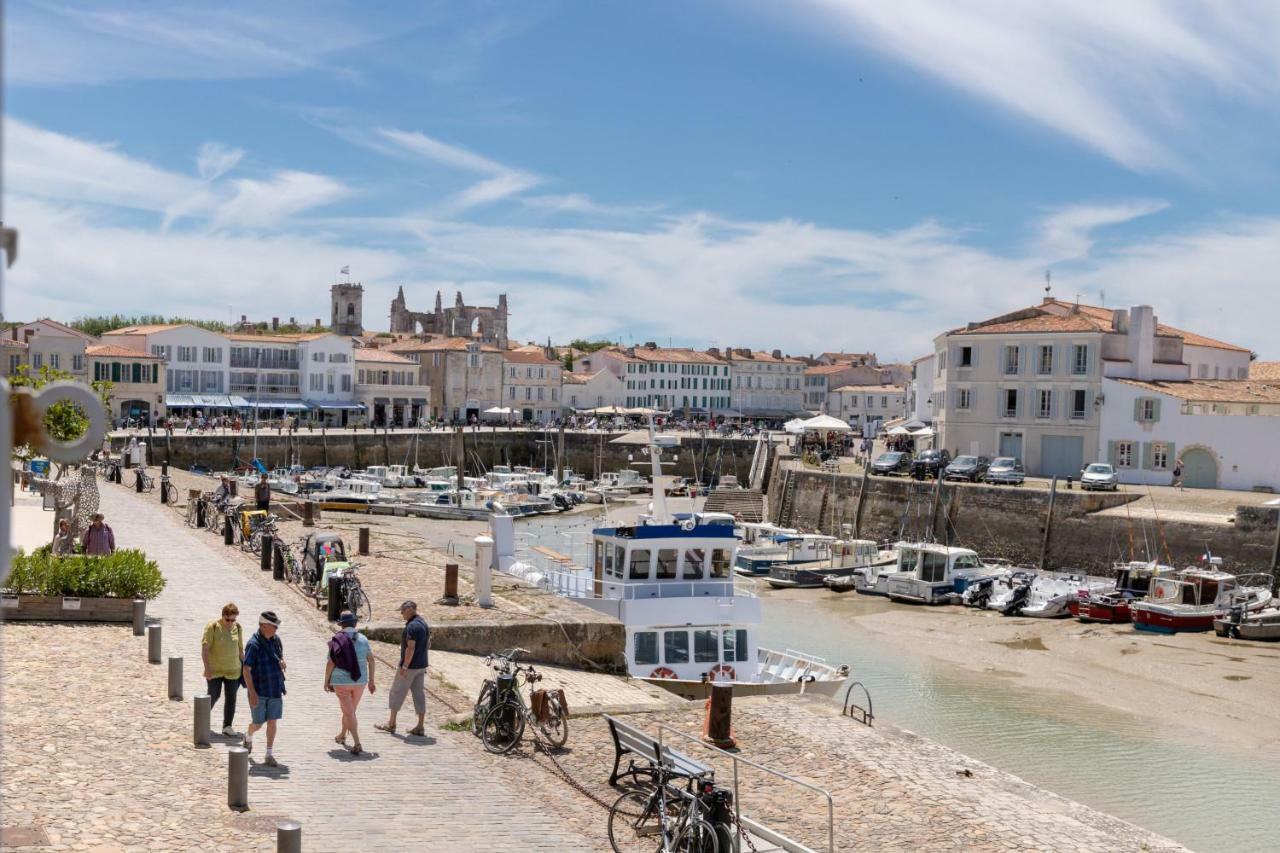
[331,282,363,337]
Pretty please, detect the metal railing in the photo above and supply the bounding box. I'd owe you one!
[535,566,754,601]
[657,723,835,853]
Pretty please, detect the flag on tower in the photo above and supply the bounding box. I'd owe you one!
[340,265,350,276]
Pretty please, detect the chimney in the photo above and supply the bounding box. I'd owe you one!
[314,319,321,328]
[772,349,782,359]
[644,341,657,350]
[289,317,296,325]
[626,346,637,358]
[707,347,720,358]
[271,317,279,330]
[240,314,247,324]
[1126,305,1156,380]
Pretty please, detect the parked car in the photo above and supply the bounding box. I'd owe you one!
[984,457,1025,486]
[870,451,912,476]
[910,449,952,479]
[944,455,990,482]
[1080,462,1120,491]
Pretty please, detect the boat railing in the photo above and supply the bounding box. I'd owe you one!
[535,567,755,600]
[656,723,834,853]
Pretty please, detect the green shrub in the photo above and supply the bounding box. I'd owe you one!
[4,548,166,600]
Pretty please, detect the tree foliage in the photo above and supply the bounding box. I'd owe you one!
[566,339,615,353]
[9,365,111,454]
[69,314,227,336]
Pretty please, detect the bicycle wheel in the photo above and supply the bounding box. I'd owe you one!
[471,680,494,737]
[536,694,569,749]
[346,581,372,622]
[479,701,525,755]
[677,818,719,853]
[607,790,662,853]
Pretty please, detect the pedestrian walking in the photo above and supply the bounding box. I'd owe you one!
[52,518,77,556]
[81,513,116,555]
[1172,458,1185,491]
[325,610,376,754]
[242,611,287,766]
[376,600,429,737]
[254,473,271,512]
[202,603,245,736]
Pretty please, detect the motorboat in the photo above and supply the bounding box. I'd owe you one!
[735,531,831,577]
[597,469,649,493]
[850,549,908,597]
[732,522,799,576]
[768,540,891,589]
[359,465,405,488]
[1069,561,1172,624]
[387,464,416,486]
[961,567,1032,609]
[1013,571,1111,618]
[1215,605,1280,641]
[321,477,382,506]
[882,544,994,605]
[1132,566,1273,634]
[498,419,849,699]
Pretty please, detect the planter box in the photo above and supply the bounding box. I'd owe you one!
[0,595,140,623]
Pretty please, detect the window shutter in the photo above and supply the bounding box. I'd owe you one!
[1152,399,1162,423]
[1133,398,1143,422]
[1141,442,1154,470]
[1107,441,1119,466]
[971,345,979,368]
[1165,443,1176,470]
[1019,345,1029,375]
[1048,389,1057,420]
[1084,390,1094,419]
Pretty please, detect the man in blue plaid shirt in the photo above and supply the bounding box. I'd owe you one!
[242,611,287,766]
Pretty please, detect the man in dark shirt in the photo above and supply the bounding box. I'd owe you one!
[242,611,287,766]
[254,474,271,512]
[377,600,429,737]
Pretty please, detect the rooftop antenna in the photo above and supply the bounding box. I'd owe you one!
[1044,270,1052,298]
[1099,289,1106,307]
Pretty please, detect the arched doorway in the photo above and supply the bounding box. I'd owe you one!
[1180,447,1218,489]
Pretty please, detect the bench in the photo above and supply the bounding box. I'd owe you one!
[530,545,575,565]
[603,714,713,787]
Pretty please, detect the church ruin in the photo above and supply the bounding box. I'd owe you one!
[389,287,509,348]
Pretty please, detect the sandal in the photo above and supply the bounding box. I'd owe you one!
[349,743,362,755]
[334,734,346,745]
[374,723,396,734]
[406,726,426,737]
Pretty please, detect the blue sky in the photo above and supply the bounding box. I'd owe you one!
[6,0,1280,359]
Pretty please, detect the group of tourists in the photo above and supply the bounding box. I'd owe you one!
[51,513,116,556]
[200,599,431,765]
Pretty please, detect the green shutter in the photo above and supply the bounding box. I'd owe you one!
[1107,441,1119,466]
[111,362,121,383]
[1164,443,1176,472]
[1151,398,1161,423]
[1133,398,1143,421]
[1141,442,1154,470]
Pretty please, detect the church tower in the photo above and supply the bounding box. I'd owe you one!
[331,282,364,337]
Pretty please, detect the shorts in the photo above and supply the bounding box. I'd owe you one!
[250,696,283,724]
[388,667,428,716]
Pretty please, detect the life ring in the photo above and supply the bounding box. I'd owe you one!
[650,667,678,679]
[708,664,736,681]
[680,518,696,532]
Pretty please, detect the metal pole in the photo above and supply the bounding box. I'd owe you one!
[276,821,302,853]
[147,624,162,664]
[194,694,211,747]
[273,544,284,580]
[929,466,944,542]
[168,656,183,700]
[1040,476,1058,571]
[852,462,871,540]
[132,599,146,636]
[454,426,465,491]
[556,420,565,484]
[227,747,249,811]
[1270,507,1279,597]
[733,758,741,853]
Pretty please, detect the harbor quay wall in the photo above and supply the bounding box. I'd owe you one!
[364,618,626,669]
[116,430,758,483]
[776,468,1280,573]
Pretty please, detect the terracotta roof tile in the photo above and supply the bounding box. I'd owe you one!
[102,324,184,335]
[503,350,558,365]
[1113,378,1280,404]
[86,344,163,359]
[1249,361,1280,381]
[354,348,415,364]
[831,384,903,393]
[388,337,500,353]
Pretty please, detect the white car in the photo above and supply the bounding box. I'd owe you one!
[1080,462,1119,491]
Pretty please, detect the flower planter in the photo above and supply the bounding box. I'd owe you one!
[0,594,139,623]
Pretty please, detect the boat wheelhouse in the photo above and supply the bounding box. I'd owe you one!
[767,539,886,589]
[1070,561,1172,623]
[1132,568,1273,634]
[882,544,990,605]
[735,531,834,577]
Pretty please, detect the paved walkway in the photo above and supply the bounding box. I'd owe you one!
[96,483,602,851]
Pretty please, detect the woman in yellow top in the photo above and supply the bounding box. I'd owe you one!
[202,603,245,737]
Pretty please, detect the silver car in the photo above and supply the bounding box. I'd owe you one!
[1080,462,1119,491]
[984,457,1025,486]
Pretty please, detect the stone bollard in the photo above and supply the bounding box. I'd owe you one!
[147,625,162,664]
[194,695,211,748]
[303,501,315,528]
[273,546,285,581]
[168,656,183,700]
[358,526,370,556]
[224,515,235,546]
[474,536,494,608]
[132,599,146,636]
[443,563,459,604]
[327,574,343,622]
[260,535,273,572]
[229,480,238,497]
[703,683,736,749]
[227,747,249,811]
[276,820,302,853]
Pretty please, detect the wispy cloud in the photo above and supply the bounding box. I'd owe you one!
[787,0,1280,173]
[376,128,541,211]
[196,143,245,182]
[1035,200,1169,261]
[211,172,351,230]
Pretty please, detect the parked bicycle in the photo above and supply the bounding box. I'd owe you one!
[247,513,283,554]
[473,648,568,754]
[132,468,155,492]
[333,561,372,622]
[607,761,721,853]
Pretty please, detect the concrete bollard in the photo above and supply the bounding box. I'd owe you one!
[147,625,162,664]
[168,656,183,700]
[228,747,249,811]
[224,515,235,546]
[327,574,343,622]
[276,820,302,853]
[358,526,370,556]
[260,535,273,571]
[474,535,494,608]
[273,545,285,581]
[132,599,146,636]
[194,695,211,747]
[443,563,459,604]
[303,501,315,528]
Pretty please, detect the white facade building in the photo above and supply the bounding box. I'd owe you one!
[827,384,907,431]
[563,370,626,412]
[594,345,732,414]
[103,324,234,413]
[355,348,429,426]
[14,319,93,381]
[725,349,806,418]
[502,347,563,423]
[908,354,936,423]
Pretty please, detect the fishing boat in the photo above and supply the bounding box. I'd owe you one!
[1132,566,1273,634]
[1014,571,1111,618]
[732,522,799,577]
[736,532,835,577]
[882,544,993,605]
[1069,561,1172,624]
[1214,605,1280,641]
[501,420,849,699]
[849,550,908,597]
[767,540,889,589]
[321,477,383,506]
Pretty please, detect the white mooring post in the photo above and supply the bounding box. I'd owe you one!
[474,535,494,608]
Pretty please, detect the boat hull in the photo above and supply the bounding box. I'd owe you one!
[1070,598,1133,624]
[1132,608,1216,634]
[641,674,846,700]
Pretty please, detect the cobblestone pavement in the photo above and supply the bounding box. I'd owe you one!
[83,479,605,852]
[1,623,278,852]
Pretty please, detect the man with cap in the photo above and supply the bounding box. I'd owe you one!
[242,611,287,766]
[376,600,429,737]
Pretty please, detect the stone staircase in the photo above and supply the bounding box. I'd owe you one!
[701,488,765,522]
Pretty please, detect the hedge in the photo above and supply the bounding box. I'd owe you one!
[5,548,166,600]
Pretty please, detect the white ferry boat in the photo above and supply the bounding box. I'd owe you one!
[503,422,849,700]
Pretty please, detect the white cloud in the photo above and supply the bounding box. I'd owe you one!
[375,127,541,210]
[211,172,351,230]
[1035,200,1169,261]
[786,0,1280,172]
[196,143,245,181]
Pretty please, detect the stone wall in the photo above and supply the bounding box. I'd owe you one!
[774,467,1280,573]
[121,431,758,485]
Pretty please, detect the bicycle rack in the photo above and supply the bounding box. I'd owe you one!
[841,681,874,727]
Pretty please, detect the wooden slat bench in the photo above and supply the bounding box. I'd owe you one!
[530,545,574,565]
[604,714,713,786]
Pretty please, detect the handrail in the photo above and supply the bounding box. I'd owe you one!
[657,723,834,853]
[536,566,755,600]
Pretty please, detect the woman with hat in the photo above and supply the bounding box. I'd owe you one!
[325,610,375,755]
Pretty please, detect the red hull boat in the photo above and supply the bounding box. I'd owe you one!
[1069,597,1132,624]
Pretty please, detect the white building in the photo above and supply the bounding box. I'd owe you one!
[724,349,806,419]
[501,346,563,423]
[355,348,430,427]
[226,331,356,420]
[594,344,732,414]
[563,369,626,412]
[15,318,93,381]
[102,324,235,415]
[827,384,907,431]
[908,354,936,423]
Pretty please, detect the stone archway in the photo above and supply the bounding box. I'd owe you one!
[1179,445,1218,489]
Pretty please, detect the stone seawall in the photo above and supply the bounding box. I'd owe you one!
[116,430,758,483]
[364,618,625,670]
[775,467,1280,572]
